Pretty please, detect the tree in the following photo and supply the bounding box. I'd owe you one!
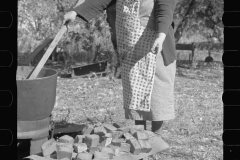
[18,0,60,53]
[18,0,113,65]
[18,0,223,75]
[105,0,223,76]
[105,0,223,45]
[174,0,223,43]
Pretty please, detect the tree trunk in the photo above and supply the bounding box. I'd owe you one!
[174,0,197,43]
[92,44,101,63]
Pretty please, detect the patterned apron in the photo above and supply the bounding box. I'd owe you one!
[116,0,157,112]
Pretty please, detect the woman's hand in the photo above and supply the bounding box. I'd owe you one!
[151,32,166,55]
[63,11,77,25]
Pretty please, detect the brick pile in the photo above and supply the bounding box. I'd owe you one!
[40,123,152,160]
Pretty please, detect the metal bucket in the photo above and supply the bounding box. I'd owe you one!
[17,66,58,154]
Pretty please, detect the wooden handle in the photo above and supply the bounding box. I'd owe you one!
[27,25,67,79]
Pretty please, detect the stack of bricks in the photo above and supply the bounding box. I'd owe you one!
[39,123,153,159]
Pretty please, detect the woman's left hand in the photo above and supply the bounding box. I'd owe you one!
[151,33,166,55]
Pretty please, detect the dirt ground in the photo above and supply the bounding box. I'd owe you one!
[51,60,223,160]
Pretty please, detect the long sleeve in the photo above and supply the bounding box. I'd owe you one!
[72,0,116,22]
[155,0,176,34]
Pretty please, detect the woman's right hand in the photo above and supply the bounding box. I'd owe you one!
[63,11,77,25]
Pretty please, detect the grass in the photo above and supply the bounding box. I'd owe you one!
[51,50,223,160]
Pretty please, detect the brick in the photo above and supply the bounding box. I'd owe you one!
[111,138,126,147]
[119,143,131,153]
[41,138,57,157]
[75,135,86,143]
[93,158,109,160]
[59,158,70,160]
[94,126,107,135]
[130,128,137,135]
[101,147,114,153]
[112,131,123,140]
[56,143,73,160]
[113,138,125,143]
[138,140,152,153]
[126,138,141,155]
[58,135,74,144]
[97,135,105,144]
[117,126,130,134]
[101,147,114,159]
[132,131,149,140]
[123,133,134,140]
[104,133,112,138]
[99,138,112,148]
[113,123,125,128]
[72,152,77,158]
[111,141,121,147]
[94,151,110,159]
[131,125,145,131]
[112,146,120,156]
[102,123,117,132]
[93,127,106,143]
[75,152,93,160]
[88,146,101,154]
[109,145,119,152]
[73,143,88,153]
[85,134,100,148]
[82,127,94,135]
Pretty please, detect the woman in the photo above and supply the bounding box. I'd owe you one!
[64,0,177,135]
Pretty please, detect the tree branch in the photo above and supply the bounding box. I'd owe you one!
[174,0,197,43]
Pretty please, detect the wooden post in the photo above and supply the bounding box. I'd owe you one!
[191,43,195,65]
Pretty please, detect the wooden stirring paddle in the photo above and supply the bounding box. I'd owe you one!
[27,25,68,79]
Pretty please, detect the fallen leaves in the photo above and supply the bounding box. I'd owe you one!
[51,64,223,160]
